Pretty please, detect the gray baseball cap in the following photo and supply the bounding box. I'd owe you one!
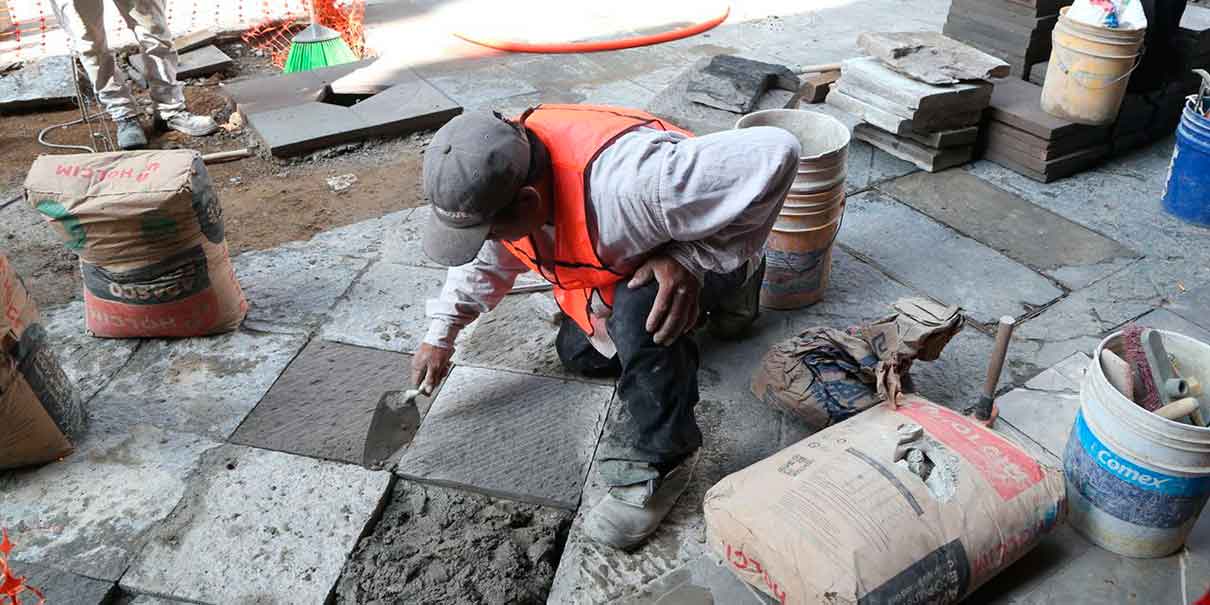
[422,111,531,266]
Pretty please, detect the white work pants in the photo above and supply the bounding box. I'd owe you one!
[51,0,185,120]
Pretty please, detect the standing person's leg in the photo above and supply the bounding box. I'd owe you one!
[51,0,139,120]
[114,0,217,135]
[582,264,747,549]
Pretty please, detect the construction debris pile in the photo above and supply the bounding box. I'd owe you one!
[826,33,1007,172]
[945,0,1072,77]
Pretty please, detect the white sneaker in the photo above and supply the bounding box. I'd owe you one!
[156,111,219,136]
[582,451,699,551]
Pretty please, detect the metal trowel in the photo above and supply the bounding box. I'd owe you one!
[363,389,421,468]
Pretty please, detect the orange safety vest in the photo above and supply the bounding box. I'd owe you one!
[500,105,693,335]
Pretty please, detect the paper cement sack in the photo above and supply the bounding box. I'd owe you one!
[1,254,86,469]
[704,397,1066,605]
[24,150,246,338]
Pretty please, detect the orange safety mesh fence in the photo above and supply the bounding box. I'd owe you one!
[242,0,369,68]
[0,0,368,64]
[0,529,44,605]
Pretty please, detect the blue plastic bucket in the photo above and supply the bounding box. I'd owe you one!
[1162,97,1210,227]
[1064,330,1210,558]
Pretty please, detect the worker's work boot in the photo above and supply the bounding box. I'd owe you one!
[707,257,765,340]
[582,452,699,550]
[115,118,148,150]
[155,111,219,137]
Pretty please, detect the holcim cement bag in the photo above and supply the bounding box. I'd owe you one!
[704,396,1066,605]
[24,150,246,338]
[1,254,86,469]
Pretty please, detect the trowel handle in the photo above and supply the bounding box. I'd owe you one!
[982,316,1017,400]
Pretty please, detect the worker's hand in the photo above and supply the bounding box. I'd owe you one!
[411,343,454,395]
[629,255,701,346]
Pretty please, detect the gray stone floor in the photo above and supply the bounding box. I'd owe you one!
[4,1,1210,603]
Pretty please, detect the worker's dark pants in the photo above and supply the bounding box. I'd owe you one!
[555,266,749,487]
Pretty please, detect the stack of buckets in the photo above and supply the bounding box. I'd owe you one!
[1040,6,1146,125]
[735,109,851,309]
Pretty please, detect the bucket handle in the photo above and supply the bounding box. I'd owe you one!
[1050,36,1145,90]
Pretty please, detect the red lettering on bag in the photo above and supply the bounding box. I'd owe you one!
[895,399,1044,500]
[726,544,788,604]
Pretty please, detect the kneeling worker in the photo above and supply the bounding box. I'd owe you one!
[413,105,799,549]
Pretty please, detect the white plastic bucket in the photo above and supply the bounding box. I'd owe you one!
[735,109,850,194]
[1065,330,1210,558]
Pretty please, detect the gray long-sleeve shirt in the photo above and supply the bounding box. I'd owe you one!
[423,125,801,353]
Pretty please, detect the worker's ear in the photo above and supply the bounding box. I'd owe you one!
[515,185,542,221]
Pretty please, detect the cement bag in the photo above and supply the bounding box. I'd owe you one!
[1,254,86,469]
[704,396,1066,605]
[24,150,247,338]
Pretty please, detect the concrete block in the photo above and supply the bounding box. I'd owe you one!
[230,339,419,465]
[332,479,572,605]
[858,32,1011,85]
[854,123,975,172]
[122,445,392,605]
[133,45,231,80]
[2,425,219,580]
[222,58,374,115]
[397,366,614,509]
[40,301,140,401]
[172,29,217,53]
[320,262,449,354]
[826,88,914,135]
[878,170,1135,288]
[89,330,306,439]
[6,561,116,605]
[840,57,994,118]
[838,190,1063,325]
[986,119,1111,159]
[997,355,1087,458]
[451,293,611,384]
[0,55,76,112]
[232,242,370,335]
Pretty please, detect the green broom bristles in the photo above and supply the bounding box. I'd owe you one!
[284,23,358,74]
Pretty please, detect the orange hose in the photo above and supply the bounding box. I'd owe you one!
[453,5,730,54]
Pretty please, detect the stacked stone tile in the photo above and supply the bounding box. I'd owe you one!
[980,78,1111,182]
[826,56,990,172]
[944,0,1074,77]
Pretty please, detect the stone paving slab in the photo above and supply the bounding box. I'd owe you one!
[320,262,450,354]
[307,208,413,260]
[963,525,1098,604]
[230,339,418,466]
[451,293,612,385]
[7,561,116,605]
[421,64,539,111]
[41,301,140,402]
[1012,256,1210,380]
[397,366,614,509]
[221,59,374,115]
[645,62,747,135]
[233,242,370,335]
[0,55,76,111]
[839,190,1064,324]
[966,143,1210,264]
[333,479,572,605]
[1164,282,1210,333]
[878,170,1136,289]
[89,330,307,439]
[380,204,441,268]
[1,425,220,580]
[133,45,232,80]
[997,353,1088,459]
[853,123,975,173]
[121,445,392,605]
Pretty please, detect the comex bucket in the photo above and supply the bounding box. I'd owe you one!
[1064,330,1210,558]
[1161,96,1210,227]
[735,109,850,309]
[1040,6,1146,125]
